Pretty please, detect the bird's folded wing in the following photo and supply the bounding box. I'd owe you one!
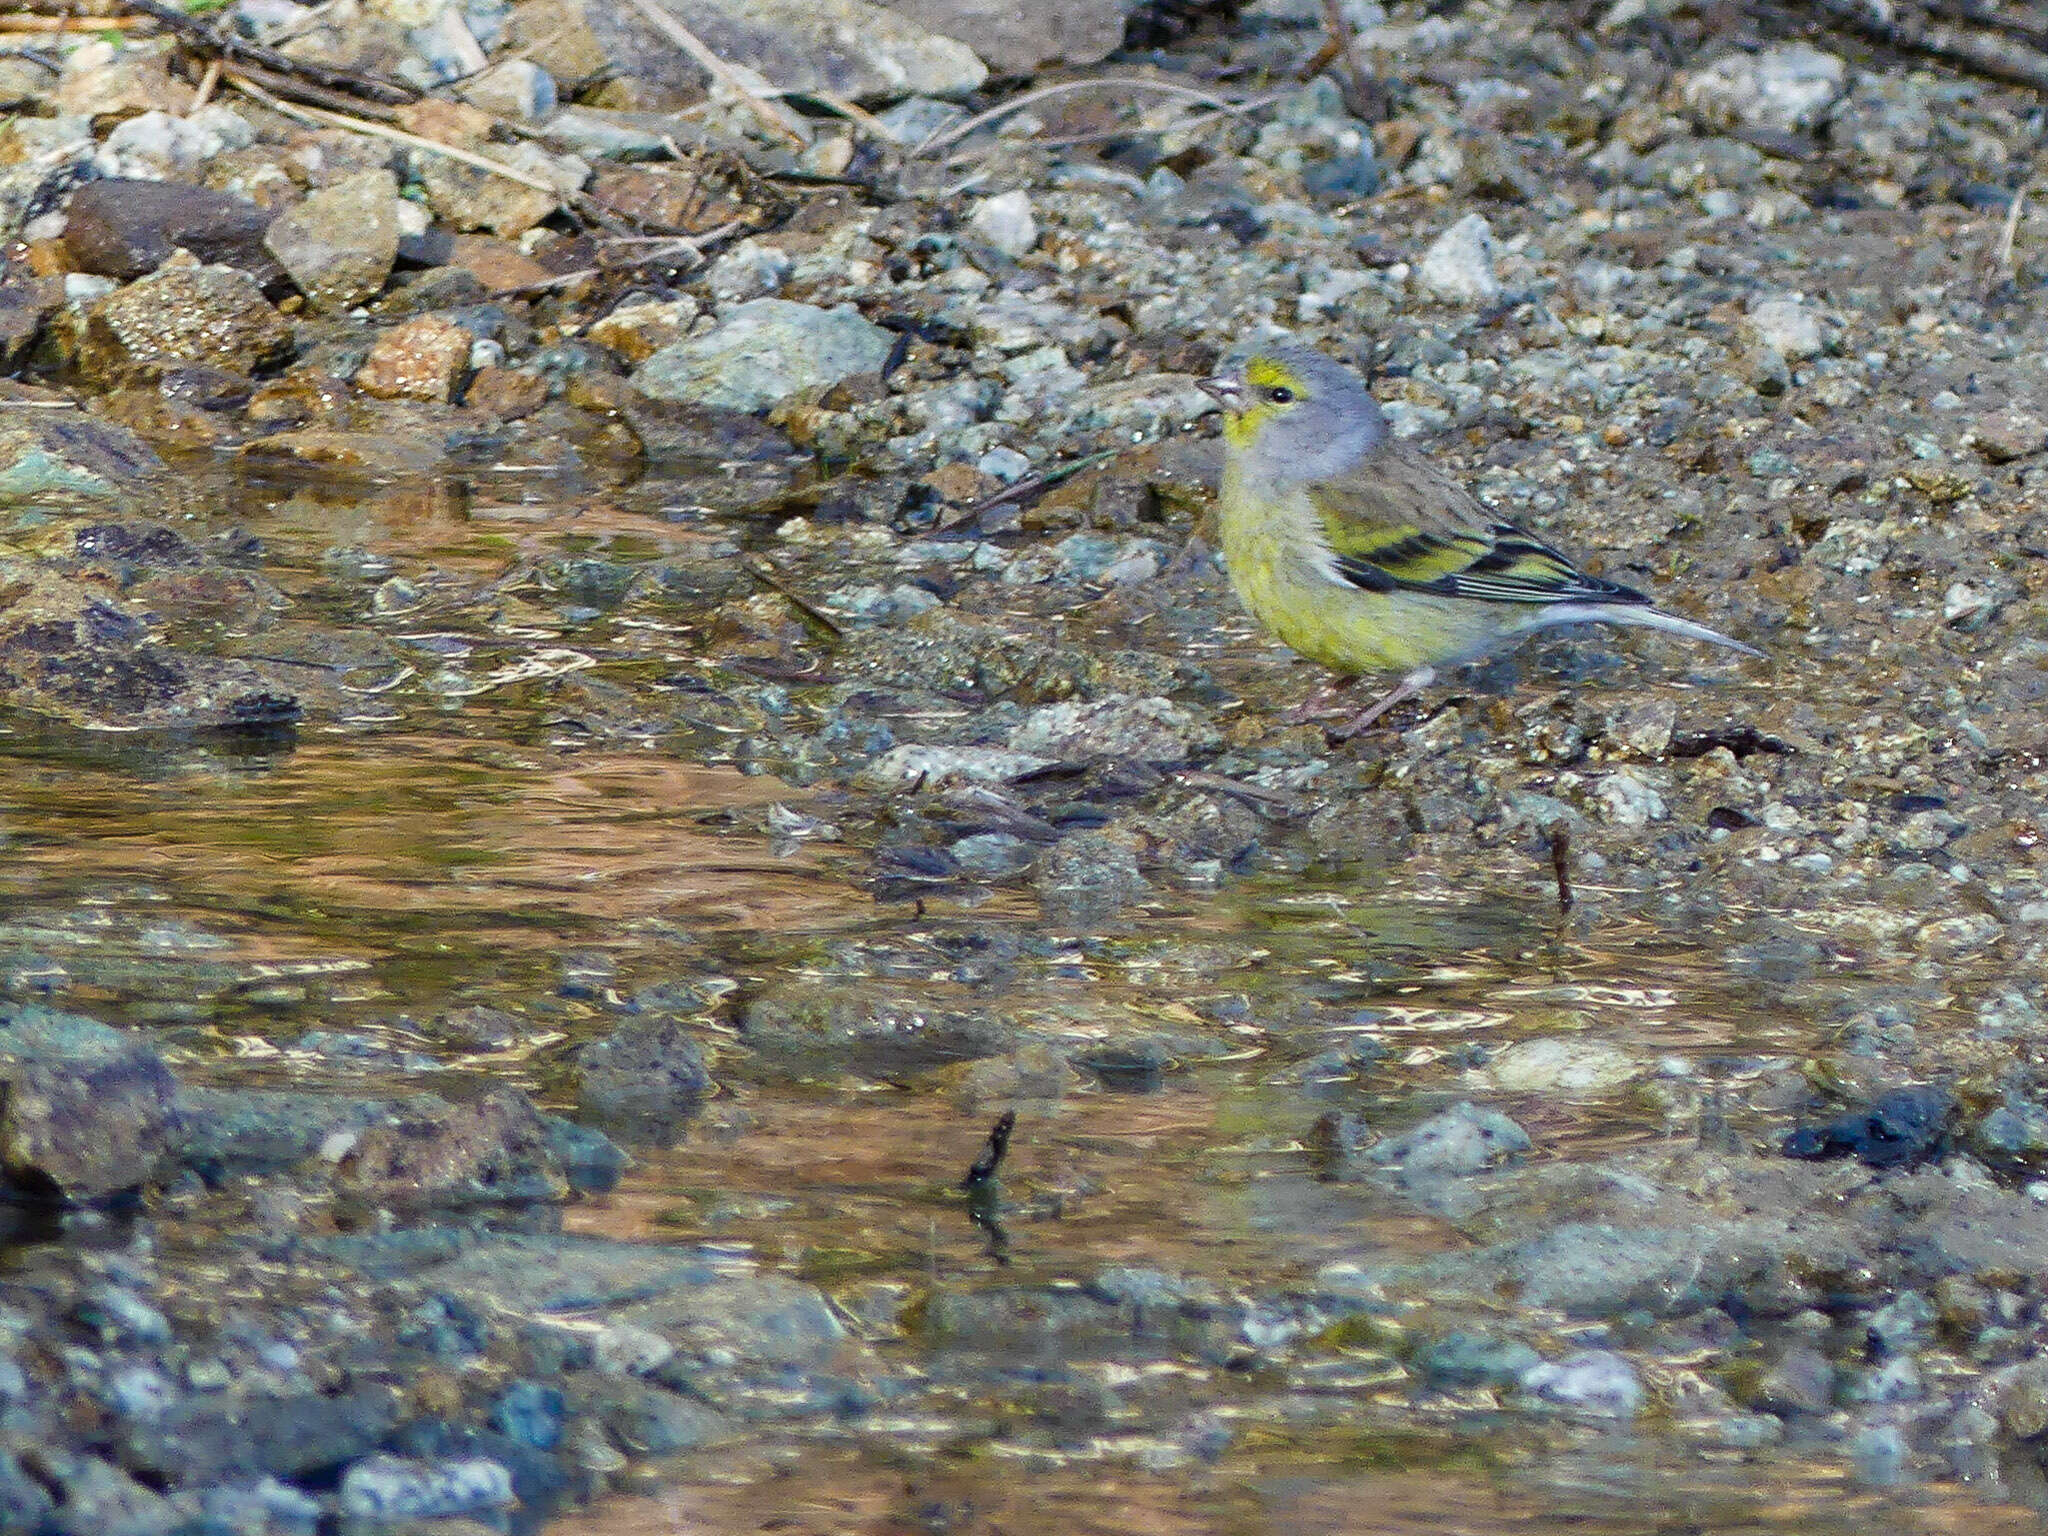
[1308,453,1649,607]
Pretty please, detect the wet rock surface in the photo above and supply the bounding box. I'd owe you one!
[2,0,2048,1531]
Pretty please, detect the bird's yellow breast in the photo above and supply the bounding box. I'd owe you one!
[1216,457,1492,676]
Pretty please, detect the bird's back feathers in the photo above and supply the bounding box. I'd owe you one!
[1307,443,1651,608]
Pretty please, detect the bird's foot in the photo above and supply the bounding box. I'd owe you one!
[1328,668,1435,739]
[1278,679,1357,725]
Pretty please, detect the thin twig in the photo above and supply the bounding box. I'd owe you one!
[219,58,400,120]
[116,0,418,104]
[1319,0,1386,121]
[0,11,138,27]
[1171,770,1298,810]
[744,560,843,643]
[1983,182,2028,296]
[964,448,1121,516]
[1032,92,1288,149]
[913,77,1266,159]
[185,53,220,115]
[1806,0,2048,93]
[617,0,807,150]
[1548,819,1573,914]
[494,220,744,294]
[229,70,564,194]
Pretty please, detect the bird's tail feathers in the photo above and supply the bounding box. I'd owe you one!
[1535,603,1763,659]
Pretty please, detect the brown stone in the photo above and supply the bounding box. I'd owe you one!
[923,460,995,505]
[78,255,295,387]
[245,366,354,428]
[95,389,228,452]
[586,298,696,363]
[354,315,473,402]
[394,98,497,149]
[587,158,770,236]
[465,365,547,421]
[64,179,278,282]
[1971,410,2048,464]
[0,263,58,367]
[332,1087,568,1211]
[443,234,553,292]
[562,370,632,416]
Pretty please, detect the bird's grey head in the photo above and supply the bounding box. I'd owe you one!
[1198,344,1387,483]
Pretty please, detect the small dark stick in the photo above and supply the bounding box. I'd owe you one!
[962,1111,1015,1190]
[1547,819,1573,914]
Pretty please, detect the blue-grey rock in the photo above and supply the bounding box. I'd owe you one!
[576,1017,710,1133]
[541,1113,630,1193]
[1520,1349,1645,1416]
[36,1451,177,1536]
[1416,1331,1542,1388]
[174,1088,449,1174]
[0,412,165,506]
[120,1385,401,1483]
[1369,1101,1530,1174]
[0,1004,180,1201]
[633,299,894,413]
[949,832,1036,878]
[491,1381,566,1451]
[586,1379,731,1454]
[0,1449,54,1532]
[337,1454,513,1521]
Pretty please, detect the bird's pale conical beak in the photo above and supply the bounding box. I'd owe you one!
[1198,375,1245,410]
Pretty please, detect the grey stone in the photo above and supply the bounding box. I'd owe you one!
[878,0,1132,73]
[633,299,894,413]
[0,117,92,243]
[1416,213,1499,303]
[577,1017,710,1127]
[416,141,581,240]
[264,169,400,313]
[1747,296,1825,362]
[33,1452,176,1536]
[857,744,1055,790]
[605,1273,854,1369]
[704,239,790,303]
[337,1455,513,1521]
[741,989,1026,1074]
[586,1379,731,1453]
[508,0,985,110]
[0,1005,180,1201]
[1036,832,1147,927]
[949,832,1036,878]
[1416,1332,1542,1387]
[1682,43,1848,135]
[1520,1350,1645,1416]
[462,58,558,121]
[1369,1101,1530,1174]
[1970,409,2048,463]
[968,190,1037,257]
[1009,695,1217,765]
[1753,1344,1836,1415]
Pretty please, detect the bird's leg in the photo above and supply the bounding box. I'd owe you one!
[1278,675,1357,724]
[1330,667,1435,738]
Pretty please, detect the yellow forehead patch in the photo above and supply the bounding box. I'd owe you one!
[1244,357,1303,393]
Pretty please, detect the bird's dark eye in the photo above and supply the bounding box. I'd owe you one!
[1267,386,1295,404]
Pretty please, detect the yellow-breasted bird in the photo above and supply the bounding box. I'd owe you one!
[1198,345,1759,735]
